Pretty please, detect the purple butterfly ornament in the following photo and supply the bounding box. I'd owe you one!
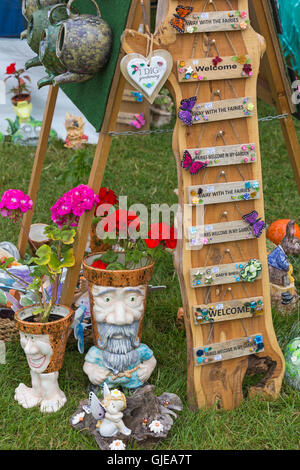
[243,211,266,238]
[181,150,208,175]
[178,96,197,126]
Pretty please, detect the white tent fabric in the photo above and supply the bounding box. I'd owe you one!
[0,38,99,144]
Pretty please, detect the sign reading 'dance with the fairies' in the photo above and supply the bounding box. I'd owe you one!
[177,55,252,82]
[188,180,261,206]
[193,297,264,326]
[194,334,264,366]
[178,96,255,126]
[190,259,263,288]
[170,6,250,34]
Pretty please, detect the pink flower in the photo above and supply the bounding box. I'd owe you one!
[0,189,33,221]
[51,185,99,228]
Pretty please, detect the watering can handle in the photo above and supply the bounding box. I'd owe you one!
[67,0,102,18]
[49,3,69,25]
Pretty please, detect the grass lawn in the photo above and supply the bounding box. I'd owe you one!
[0,100,299,450]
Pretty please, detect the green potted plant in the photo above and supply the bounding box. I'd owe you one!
[0,184,99,413]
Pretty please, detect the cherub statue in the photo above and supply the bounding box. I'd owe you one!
[89,384,131,438]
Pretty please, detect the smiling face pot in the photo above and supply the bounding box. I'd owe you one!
[14,304,74,413]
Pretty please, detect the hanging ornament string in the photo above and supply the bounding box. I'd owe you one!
[140,0,151,36]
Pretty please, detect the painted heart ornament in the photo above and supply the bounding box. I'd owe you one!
[120,50,173,104]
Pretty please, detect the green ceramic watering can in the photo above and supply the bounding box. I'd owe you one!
[24,4,68,55]
[22,0,67,21]
[49,0,113,85]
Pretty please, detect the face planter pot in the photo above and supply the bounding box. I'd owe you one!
[82,253,156,390]
[14,304,74,413]
[26,5,69,54]
[50,0,113,85]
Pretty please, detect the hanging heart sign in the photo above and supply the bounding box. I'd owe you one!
[120,50,173,104]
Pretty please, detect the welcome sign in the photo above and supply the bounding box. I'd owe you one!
[193,297,264,325]
[187,220,255,249]
[177,56,252,82]
[183,144,257,168]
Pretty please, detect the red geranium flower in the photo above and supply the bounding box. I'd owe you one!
[102,209,140,235]
[6,63,16,75]
[91,259,108,269]
[145,222,177,249]
[95,187,118,216]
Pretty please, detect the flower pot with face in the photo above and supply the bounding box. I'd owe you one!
[25,4,69,55]
[50,0,113,86]
[82,253,156,390]
[14,304,74,413]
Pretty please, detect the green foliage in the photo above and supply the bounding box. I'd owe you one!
[57,148,93,187]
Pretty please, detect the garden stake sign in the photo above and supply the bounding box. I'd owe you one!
[121,0,284,410]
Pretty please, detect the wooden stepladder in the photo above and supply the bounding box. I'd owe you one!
[122,0,284,410]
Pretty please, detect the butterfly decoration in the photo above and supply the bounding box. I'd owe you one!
[170,5,193,33]
[178,96,197,126]
[242,211,266,238]
[212,56,223,67]
[129,112,145,129]
[198,188,203,197]
[181,150,208,175]
[89,391,106,422]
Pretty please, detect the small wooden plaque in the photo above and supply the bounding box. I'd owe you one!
[187,220,254,249]
[172,10,250,34]
[192,297,264,325]
[177,55,252,82]
[188,180,261,206]
[189,97,255,125]
[194,334,264,366]
[183,143,257,167]
[122,89,144,102]
[190,261,262,288]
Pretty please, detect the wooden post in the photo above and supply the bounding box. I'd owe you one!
[17,85,59,258]
[250,0,300,194]
[122,0,284,410]
[60,0,139,306]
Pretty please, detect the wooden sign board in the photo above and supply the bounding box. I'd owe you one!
[117,111,145,126]
[187,220,254,249]
[193,297,264,325]
[172,10,250,34]
[194,334,264,366]
[189,97,255,125]
[188,180,261,206]
[190,261,262,288]
[177,55,252,82]
[183,143,257,168]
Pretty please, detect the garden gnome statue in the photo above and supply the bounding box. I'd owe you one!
[14,332,67,413]
[83,284,157,389]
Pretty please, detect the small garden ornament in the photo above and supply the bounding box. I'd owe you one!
[64,113,88,149]
[89,385,131,438]
[0,185,99,412]
[268,220,300,311]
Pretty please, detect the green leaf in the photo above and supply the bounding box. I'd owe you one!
[0,257,15,269]
[32,307,44,316]
[106,262,125,270]
[31,245,51,266]
[60,248,75,269]
[100,251,119,264]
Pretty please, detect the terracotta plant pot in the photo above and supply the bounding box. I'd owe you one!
[14,304,74,412]
[11,94,31,106]
[89,224,111,253]
[15,304,74,373]
[82,253,154,347]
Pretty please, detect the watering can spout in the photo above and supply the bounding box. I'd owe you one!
[20,30,27,40]
[25,56,42,70]
[52,72,94,86]
[37,75,55,89]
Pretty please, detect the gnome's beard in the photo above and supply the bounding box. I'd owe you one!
[97,321,140,375]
